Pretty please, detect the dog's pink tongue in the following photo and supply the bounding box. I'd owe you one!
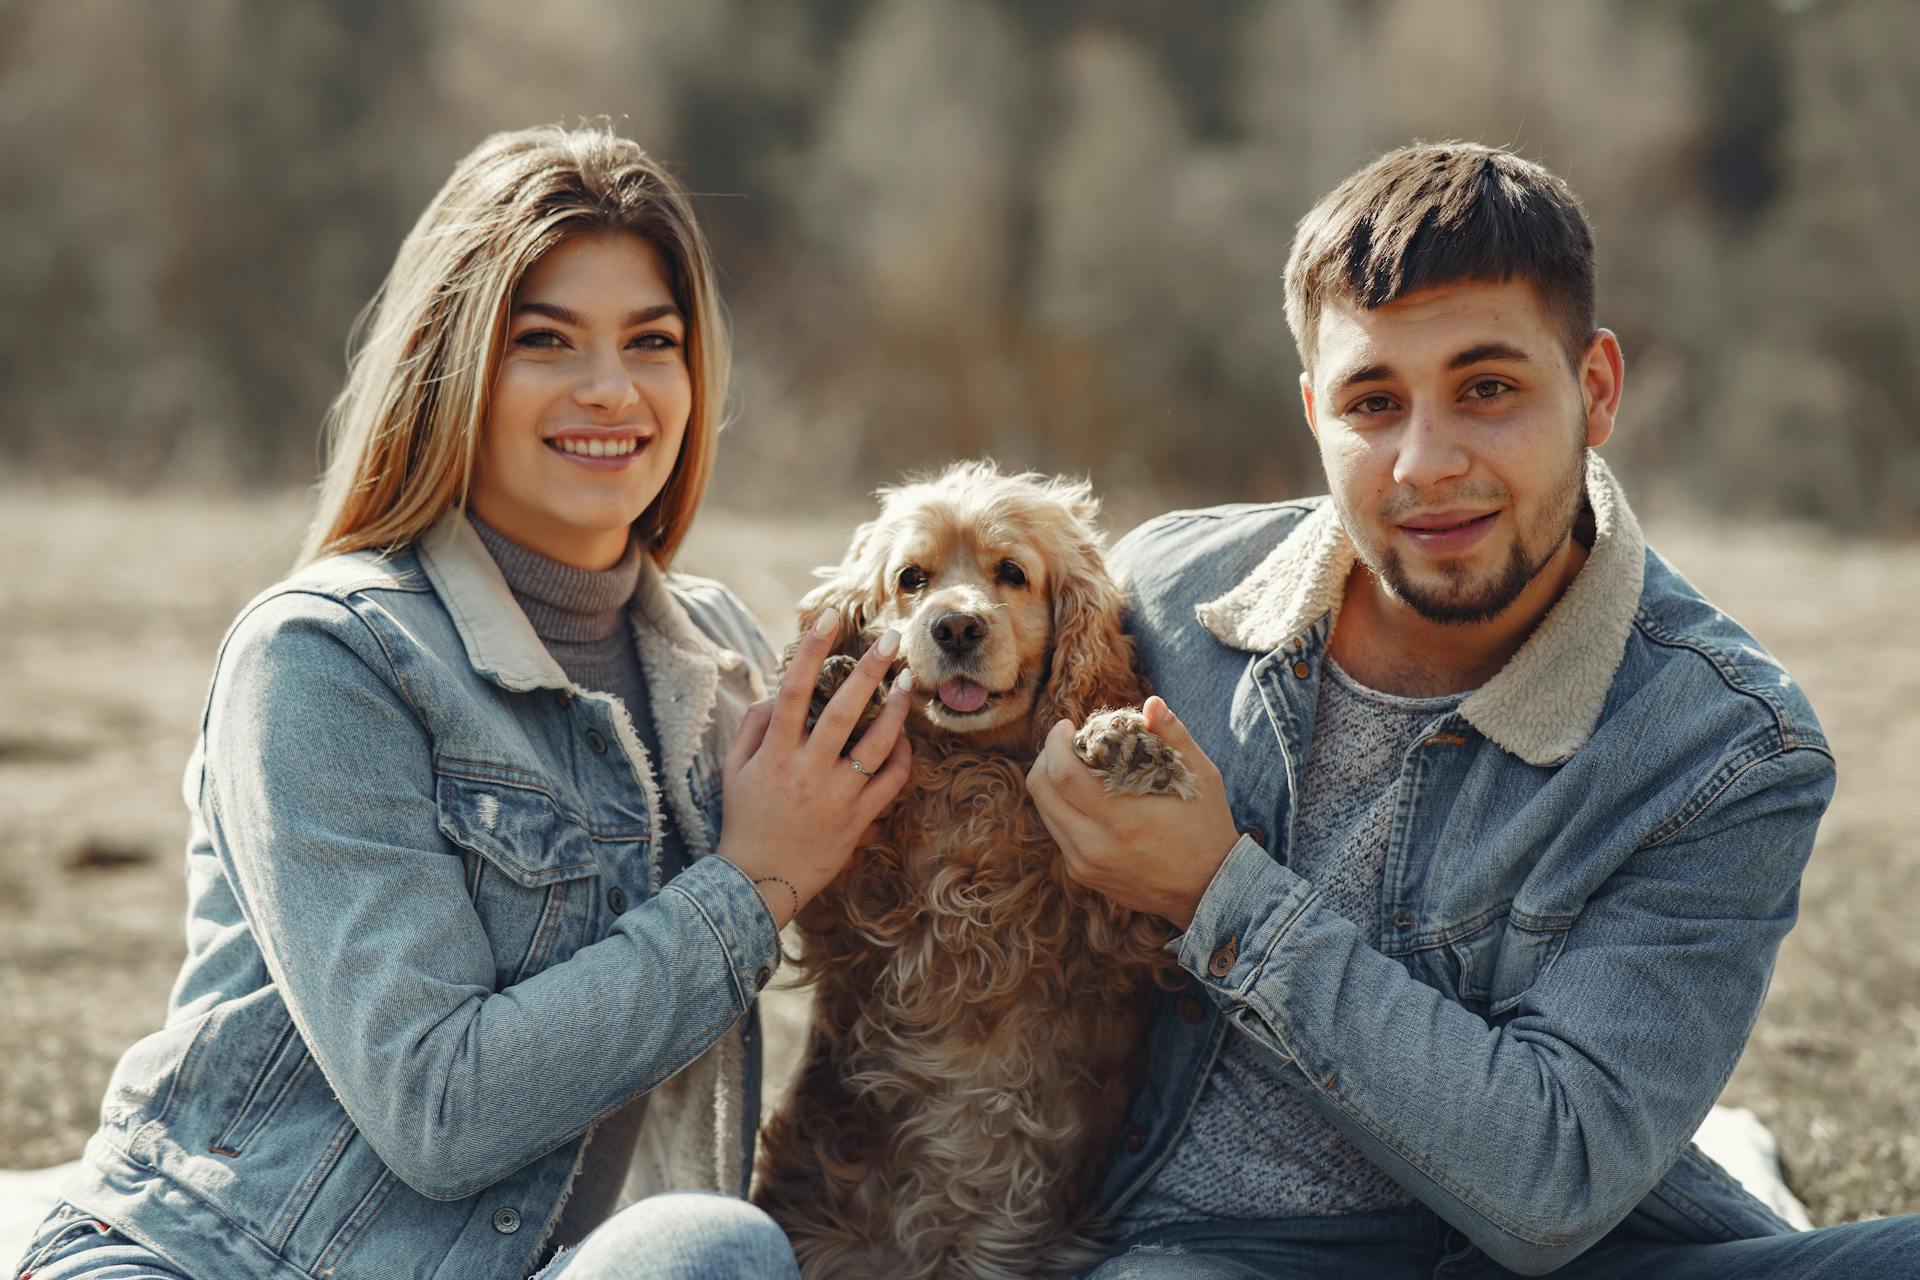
[937,678,989,713]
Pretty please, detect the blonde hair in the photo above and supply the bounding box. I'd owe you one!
[301,123,730,567]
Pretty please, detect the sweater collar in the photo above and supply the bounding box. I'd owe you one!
[1195,451,1646,766]
[415,508,742,693]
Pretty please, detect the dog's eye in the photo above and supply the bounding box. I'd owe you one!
[997,560,1028,588]
[897,566,929,593]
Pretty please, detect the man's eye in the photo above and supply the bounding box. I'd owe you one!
[997,560,1027,588]
[1351,394,1395,415]
[1466,379,1511,400]
[897,566,928,592]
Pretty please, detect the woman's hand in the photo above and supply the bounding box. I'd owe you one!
[716,607,914,927]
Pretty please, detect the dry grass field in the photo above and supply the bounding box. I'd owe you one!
[0,481,1915,1229]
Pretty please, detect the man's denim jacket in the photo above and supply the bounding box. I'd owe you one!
[1089,455,1832,1275]
[63,512,783,1280]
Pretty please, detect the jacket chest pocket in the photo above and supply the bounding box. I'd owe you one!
[1442,910,1573,1021]
[437,774,602,988]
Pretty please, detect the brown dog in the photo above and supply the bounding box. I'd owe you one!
[754,462,1193,1280]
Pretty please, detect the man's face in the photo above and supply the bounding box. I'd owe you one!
[1301,280,1619,625]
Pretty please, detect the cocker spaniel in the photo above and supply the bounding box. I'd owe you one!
[754,461,1193,1280]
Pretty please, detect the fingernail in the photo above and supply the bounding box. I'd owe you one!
[876,628,901,657]
[893,668,914,693]
[812,607,839,637]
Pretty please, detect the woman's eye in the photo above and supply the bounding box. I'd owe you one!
[514,329,566,350]
[897,566,928,593]
[997,560,1027,588]
[631,332,681,353]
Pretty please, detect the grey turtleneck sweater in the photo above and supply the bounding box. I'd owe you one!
[466,512,684,1259]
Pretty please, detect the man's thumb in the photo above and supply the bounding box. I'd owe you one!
[1143,695,1191,745]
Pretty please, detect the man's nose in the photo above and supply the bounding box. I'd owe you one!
[1392,408,1471,489]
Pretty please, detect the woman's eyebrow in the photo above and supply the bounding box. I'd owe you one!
[511,301,683,326]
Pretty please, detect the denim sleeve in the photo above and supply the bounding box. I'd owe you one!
[1177,746,1833,1276]
[200,592,780,1202]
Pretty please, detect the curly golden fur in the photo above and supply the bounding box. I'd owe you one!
[754,462,1185,1280]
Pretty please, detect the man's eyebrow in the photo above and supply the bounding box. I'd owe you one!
[1448,342,1533,369]
[1333,362,1393,395]
[511,301,682,326]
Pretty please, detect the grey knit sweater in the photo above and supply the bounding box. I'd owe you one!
[467,512,683,1257]
[1122,658,1466,1228]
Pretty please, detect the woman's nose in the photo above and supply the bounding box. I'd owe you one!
[572,347,641,414]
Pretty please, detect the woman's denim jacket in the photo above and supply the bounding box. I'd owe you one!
[1088,455,1834,1275]
[62,511,783,1280]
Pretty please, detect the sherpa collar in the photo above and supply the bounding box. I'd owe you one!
[1195,451,1645,766]
[416,510,742,690]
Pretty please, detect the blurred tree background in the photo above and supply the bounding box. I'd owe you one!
[1,0,1915,532]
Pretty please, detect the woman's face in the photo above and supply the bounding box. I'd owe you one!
[471,231,693,570]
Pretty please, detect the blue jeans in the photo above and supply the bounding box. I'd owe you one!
[16,1196,798,1280]
[1082,1207,1920,1279]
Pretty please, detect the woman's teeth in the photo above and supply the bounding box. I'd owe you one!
[551,437,638,458]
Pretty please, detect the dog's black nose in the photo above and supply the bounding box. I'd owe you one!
[932,611,987,656]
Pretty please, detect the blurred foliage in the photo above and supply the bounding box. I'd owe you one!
[1,0,1915,532]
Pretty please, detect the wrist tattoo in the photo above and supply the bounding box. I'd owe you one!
[752,875,801,920]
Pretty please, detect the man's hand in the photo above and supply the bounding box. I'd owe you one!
[1026,696,1242,929]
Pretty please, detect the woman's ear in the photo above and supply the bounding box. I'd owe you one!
[1029,540,1142,751]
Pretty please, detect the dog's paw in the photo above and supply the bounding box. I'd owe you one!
[1073,707,1200,800]
[803,652,886,747]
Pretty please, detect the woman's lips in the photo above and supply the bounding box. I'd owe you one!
[1399,510,1499,555]
[544,435,649,471]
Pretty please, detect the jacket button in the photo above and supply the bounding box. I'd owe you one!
[1238,825,1266,849]
[607,886,627,914]
[585,728,608,754]
[1206,936,1238,978]
[1176,995,1205,1024]
[1124,1124,1147,1153]
[754,966,772,990]
[1391,912,1415,930]
[1292,660,1311,679]
[491,1206,521,1234]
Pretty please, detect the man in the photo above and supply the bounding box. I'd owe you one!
[1027,143,1916,1277]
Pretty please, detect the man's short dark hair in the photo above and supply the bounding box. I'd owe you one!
[1285,142,1597,374]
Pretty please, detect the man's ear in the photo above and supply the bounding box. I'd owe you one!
[1300,370,1320,442]
[1581,329,1624,449]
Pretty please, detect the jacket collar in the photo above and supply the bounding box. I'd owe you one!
[1196,451,1646,766]
[416,508,743,691]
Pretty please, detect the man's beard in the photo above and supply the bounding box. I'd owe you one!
[1348,444,1587,627]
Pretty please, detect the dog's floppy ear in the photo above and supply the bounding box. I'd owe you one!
[794,514,884,660]
[1029,483,1143,749]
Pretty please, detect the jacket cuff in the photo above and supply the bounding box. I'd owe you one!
[1177,832,1316,1005]
[663,856,782,1010]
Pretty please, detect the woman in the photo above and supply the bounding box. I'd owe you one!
[16,124,911,1280]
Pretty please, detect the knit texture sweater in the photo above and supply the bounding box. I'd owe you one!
[1123,658,1465,1228]
[467,512,683,1257]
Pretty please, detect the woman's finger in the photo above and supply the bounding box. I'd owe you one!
[843,666,914,778]
[769,609,839,744]
[807,628,899,760]
[855,731,913,826]
[724,698,775,779]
